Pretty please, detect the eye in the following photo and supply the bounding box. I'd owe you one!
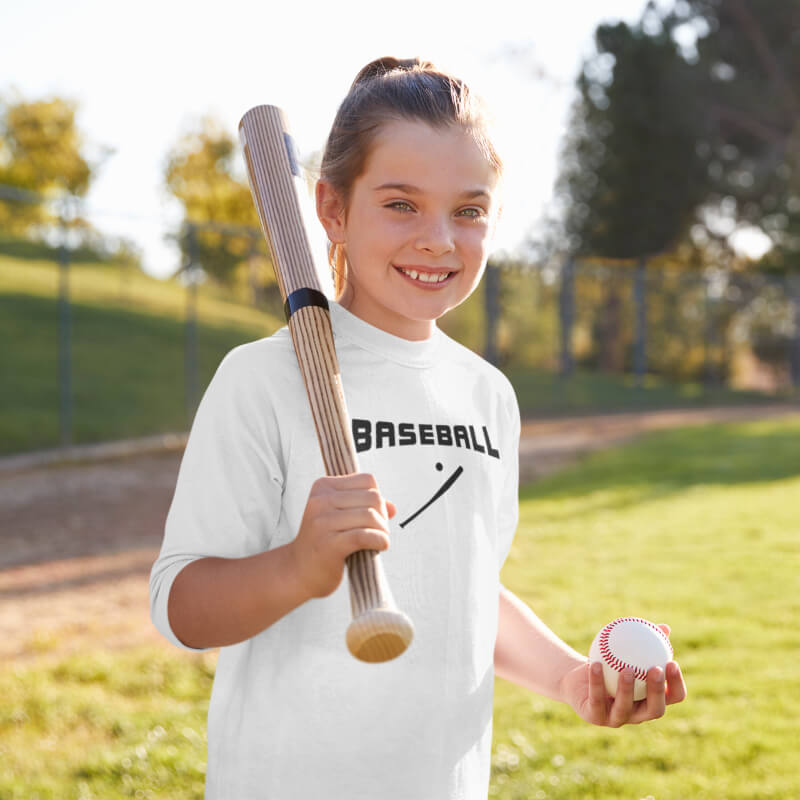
[456,206,486,219]
[385,200,415,212]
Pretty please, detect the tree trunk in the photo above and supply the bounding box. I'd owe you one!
[633,256,648,386]
[559,256,575,376]
[600,270,624,373]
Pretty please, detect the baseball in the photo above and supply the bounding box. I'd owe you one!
[589,617,673,701]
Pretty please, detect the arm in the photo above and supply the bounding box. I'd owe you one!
[495,586,687,727]
[494,585,585,700]
[168,545,308,649]
[168,473,395,649]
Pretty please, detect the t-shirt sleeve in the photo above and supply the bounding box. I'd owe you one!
[149,344,285,651]
[496,380,521,570]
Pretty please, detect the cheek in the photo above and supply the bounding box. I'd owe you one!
[462,226,493,262]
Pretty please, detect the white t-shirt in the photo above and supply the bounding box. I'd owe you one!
[150,302,520,799]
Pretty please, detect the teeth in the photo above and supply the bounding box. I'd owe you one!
[400,268,451,283]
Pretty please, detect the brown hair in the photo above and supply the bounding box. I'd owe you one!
[319,56,502,298]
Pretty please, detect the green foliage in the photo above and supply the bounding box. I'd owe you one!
[554,1,800,273]
[0,232,142,269]
[0,95,98,235]
[681,0,800,273]
[164,116,274,289]
[557,16,706,260]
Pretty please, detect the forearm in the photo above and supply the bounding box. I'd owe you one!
[168,543,310,649]
[494,586,586,702]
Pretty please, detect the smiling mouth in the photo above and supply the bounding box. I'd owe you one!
[395,266,454,285]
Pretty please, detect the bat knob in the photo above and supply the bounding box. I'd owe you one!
[346,609,414,663]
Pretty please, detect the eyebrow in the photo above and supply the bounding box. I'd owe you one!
[372,182,491,200]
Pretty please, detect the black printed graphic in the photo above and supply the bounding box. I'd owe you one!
[352,419,500,459]
[399,462,464,529]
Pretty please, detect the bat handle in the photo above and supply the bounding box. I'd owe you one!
[345,550,414,663]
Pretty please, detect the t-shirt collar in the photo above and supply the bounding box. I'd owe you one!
[329,301,442,368]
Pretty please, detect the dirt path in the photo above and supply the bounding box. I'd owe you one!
[2,405,797,664]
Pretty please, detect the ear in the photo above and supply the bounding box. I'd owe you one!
[316,180,346,243]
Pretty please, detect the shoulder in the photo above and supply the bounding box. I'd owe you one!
[203,325,303,410]
[217,325,294,375]
[436,329,518,404]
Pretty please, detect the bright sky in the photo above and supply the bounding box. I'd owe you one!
[1,0,656,278]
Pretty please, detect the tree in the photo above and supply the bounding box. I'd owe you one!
[554,10,707,372]
[0,96,96,235]
[678,0,800,273]
[557,13,706,260]
[164,116,268,288]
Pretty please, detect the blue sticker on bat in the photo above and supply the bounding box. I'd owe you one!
[284,132,302,177]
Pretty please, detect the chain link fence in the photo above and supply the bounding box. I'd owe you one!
[479,258,800,393]
[2,185,799,454]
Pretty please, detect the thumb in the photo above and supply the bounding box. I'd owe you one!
[385,500,397,519]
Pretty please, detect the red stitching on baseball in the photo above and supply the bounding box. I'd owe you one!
[597,617,672,682]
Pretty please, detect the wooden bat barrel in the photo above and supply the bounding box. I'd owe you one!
[239,105,414,663]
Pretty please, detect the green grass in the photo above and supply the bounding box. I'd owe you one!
[0,649,215,799]
[491,416,800,799]
[1,254,281,454]
[508,366,795,418]
[2,417,799,797]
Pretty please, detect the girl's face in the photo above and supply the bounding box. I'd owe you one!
[317,119,501,340]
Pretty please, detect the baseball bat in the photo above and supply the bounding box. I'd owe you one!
[238,105,414,663]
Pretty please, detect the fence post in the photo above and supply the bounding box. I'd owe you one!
[58,203,73,448]
[790,272,800,390]
[559,255,575,376]
[633,256,647,387]
[184,223,199,423]
[484,261,500,366]
[704,272,716,388]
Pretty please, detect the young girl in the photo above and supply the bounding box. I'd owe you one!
[150,56,686,799]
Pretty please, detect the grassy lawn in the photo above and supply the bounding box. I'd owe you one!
[1,255,281,454]
[491,415,800,799]
[2,417,799,798]
[507,366,795,418]
[0,649,214,799]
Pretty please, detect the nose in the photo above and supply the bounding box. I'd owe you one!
[414,214,455,256]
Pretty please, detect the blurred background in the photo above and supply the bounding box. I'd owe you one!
[1,1,799,798]
[2,0,798,455]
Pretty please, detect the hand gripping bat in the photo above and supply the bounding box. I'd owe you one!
[239,105,414,663]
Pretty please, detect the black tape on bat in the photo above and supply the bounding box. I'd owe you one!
[284,287,330,321]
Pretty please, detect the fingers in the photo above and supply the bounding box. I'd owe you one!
[642,666,667,720]
[306,473,394,556]
[665,660,687,704]
[294,474,395,599]
[587,662,611,722]
[330,509,391,552]
[312,474,394,520]
[613,663,683,726]
[607,669,637,727]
